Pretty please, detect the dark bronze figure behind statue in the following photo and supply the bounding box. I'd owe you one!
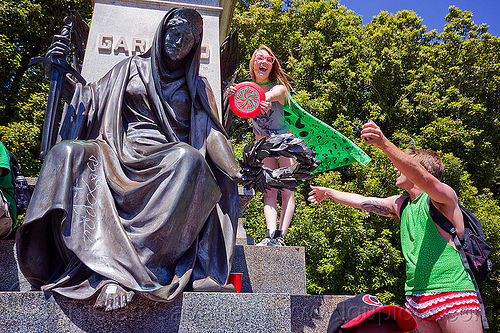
[16,8,243,311]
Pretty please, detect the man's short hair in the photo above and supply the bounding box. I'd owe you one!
[405,146,443,180]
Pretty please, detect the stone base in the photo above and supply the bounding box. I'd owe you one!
[0,291,350,333]
[0,240,31,292]
[1,227,337,332]
[1,241,306,294]
[233,245,306,294]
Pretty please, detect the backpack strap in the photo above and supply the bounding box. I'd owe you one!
[426,196,458,234]
[7,151,20,186]
[399,196,410,218]
[426,196,489,329]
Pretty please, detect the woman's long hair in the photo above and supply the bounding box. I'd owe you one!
[249,45,291,101]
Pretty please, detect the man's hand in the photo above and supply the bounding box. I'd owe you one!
[360,120,389,149]
[308,185,331,204]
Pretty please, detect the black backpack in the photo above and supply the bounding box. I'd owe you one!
[400,195,492,329]
[400,196,492,282]
[427,197,492,282]
[7,151,32,214]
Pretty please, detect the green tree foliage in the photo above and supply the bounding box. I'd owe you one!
[0,0,92,175]
[233,0,500,329]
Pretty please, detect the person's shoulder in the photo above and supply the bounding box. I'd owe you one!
[196,77,219,119]
[390,194,410,219]
[271,83,286,91]
[198,75,210,86]
[197,76,217,100]
[0,143,10,176]
[0,142,9,162]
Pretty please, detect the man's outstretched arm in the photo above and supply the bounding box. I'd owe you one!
[308,185,402,218]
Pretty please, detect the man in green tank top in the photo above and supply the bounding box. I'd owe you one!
[308,122,482,333]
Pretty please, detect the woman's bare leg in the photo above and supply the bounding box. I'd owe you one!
[278,156,295,235]
[438,311,482,333]
[414,317,442,333]
[262,156,279,234]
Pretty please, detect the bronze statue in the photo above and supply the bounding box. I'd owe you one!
[17,8,243,311]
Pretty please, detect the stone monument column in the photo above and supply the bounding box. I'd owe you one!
[82,0,235,115]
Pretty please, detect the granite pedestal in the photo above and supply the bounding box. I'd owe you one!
[0,238,350,332]
[0,188,351,332]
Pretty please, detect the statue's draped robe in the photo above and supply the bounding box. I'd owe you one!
[16,10,238,302]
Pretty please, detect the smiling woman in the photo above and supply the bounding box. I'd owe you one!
[245,45,295,247]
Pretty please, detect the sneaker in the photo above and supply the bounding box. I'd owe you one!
[268,236,286,247]
[256,229,272,246]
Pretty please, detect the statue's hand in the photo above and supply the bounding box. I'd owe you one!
[94,283,135,311]
[46,41,72,59]
[43,41,72,76]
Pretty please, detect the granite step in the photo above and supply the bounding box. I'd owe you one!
[0,291,349,333]
[1,240,307,295]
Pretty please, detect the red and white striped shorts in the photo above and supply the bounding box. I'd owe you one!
[405,291,480,321]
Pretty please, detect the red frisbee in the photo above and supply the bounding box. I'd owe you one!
[229,82,265,118]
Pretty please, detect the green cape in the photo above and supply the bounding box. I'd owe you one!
[284,97,371,173]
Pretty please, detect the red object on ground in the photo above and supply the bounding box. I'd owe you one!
[228,272,243,293]
[229,82,265,119]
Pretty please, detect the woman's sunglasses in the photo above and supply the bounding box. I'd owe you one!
[255,54,275,64]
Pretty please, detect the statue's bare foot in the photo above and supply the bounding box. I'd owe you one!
[94,283,135,311]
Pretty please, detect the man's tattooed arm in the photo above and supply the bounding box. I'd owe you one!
[361,200,395,217]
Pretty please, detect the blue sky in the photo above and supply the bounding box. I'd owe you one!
[339,0,500,37]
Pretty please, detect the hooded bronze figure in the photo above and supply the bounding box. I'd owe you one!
[16,8,242,311]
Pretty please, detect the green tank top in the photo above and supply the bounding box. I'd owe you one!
[400,192,474,294]
[0,143,16,226]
